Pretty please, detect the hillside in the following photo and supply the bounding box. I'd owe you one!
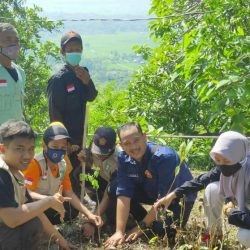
[27,0,155,86]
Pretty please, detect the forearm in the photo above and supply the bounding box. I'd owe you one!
[174,168,220,199]
[38,213,65,242]
[97,190,110,216]
[228,209,250,229]
[116,196,130,233]
[65,190,92,219]
[29,190,48,200]
[86,79,98,101]
[0,197,54,228]
[39,213,71,249]
[142,207,157,226]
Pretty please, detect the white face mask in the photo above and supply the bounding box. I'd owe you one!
[0,44,20,60]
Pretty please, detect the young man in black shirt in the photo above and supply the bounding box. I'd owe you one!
[47,31,98,197]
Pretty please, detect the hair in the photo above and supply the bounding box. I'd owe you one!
[0,23,17,34]
[0,120,36,145]
[117,122,143,140]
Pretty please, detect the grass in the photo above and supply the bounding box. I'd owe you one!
[83,32,154,57]
[38,171,246,249]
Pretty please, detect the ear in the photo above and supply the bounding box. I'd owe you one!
[143,132,147,141]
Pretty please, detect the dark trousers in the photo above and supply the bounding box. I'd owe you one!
[44,202,79,225]
[107,178,149,224]
[0,217,42,250]
[69,152,82,198]
[108,178,194,236]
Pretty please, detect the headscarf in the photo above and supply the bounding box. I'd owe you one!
[210,131,249,167]
[210,131,250,210]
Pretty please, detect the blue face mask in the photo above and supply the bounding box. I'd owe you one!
[65,52,82,66]
[46,147,66,163]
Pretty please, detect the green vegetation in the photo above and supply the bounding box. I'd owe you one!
[1,0,248,171]
[1,1,249,248]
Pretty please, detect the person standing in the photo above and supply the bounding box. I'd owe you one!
[47,31,98,196]
[0,23,25,124]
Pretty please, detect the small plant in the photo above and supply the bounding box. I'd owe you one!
[80,166,101,246]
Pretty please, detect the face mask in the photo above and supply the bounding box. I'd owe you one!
[46,147,66,163]
[218,162,242,177]
[0,44,20,60]
[65,52,81,66]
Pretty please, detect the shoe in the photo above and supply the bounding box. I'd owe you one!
[201,232,223,245]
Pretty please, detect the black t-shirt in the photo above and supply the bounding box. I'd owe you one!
[0,169,18,208]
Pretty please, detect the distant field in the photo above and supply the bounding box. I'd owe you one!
[46,31,155,85]
[84,32,154,57]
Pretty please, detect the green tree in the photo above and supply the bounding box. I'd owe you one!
[128,0,250,134]
[88,81,148,133]
[0,0,61,132]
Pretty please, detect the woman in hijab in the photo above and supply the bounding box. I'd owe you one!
[208,131,250,247]
[154,131,250,247]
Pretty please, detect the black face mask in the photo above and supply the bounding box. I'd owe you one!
[218,162,242,177]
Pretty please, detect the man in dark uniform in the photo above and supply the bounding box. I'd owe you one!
[104,122,196,248]
[47,31,98,196]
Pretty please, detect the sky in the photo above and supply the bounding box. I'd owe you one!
[25,0,152,18]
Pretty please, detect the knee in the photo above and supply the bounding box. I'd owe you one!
[204,182,222,203]
[238,228,250,248]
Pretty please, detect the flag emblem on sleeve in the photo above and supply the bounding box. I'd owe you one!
[0,79,7,87]
[25,177,33,185]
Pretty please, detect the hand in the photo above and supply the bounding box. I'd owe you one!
[77,150,86,162]
[153,192,176,211]
[56,237,78,250]
[104,231,125,248]
[88,213,103,227]
[223,201,234,216]
[82,222,95,239]
[125,226,142,242]
[71,144,80,152]
[74,66,90,85]
[51,186,72,221]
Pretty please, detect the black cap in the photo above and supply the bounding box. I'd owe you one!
[91,127,116,155]
[43,124,70,142]
[61,31,82,50]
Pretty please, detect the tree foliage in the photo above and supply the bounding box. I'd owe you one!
[0,0,61,132]
[128,0,250,134]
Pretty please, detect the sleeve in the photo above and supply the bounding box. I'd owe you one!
[156,154,177,198]
[0,169,18,208]
[23,159,41,191]
[116,157,135,198]
[47,76,66,122]
[174,167,221,199]
[84,67,98,102]
[61,162,72,191]
[228,209,250,229]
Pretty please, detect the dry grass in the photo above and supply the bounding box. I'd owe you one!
[38,171,246,249]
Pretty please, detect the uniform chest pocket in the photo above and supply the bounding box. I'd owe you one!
[37,178,50,195]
